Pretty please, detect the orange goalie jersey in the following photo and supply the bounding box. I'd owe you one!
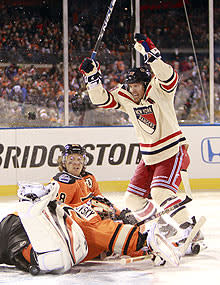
[52,171,102,207]
[60,202,143,261]
[0,202,146,272]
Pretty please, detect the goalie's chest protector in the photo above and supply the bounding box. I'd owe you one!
[53,172,90,206]
[116,84,187,165]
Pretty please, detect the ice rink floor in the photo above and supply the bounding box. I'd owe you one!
[0,190,220,285]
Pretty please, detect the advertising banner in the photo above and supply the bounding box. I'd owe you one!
[0,125,219,192]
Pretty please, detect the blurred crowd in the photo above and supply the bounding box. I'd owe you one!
[0,2,219,126]
[1,2,220,62]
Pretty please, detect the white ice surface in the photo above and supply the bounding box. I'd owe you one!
[0,191,220,285]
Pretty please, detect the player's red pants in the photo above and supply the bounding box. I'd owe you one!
[127,145,190,198]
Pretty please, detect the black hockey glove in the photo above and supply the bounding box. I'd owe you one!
[79,58,102,89]
[116,208,138,225]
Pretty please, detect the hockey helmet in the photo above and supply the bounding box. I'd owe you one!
[59,144,87,173]
[125,66,151,86]
[62,144,86,158]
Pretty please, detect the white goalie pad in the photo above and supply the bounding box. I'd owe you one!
[17,181,88,274]
[17,181,59,216]
[147,223,180,266]
[55,203,88,265]
[18,181,50,199]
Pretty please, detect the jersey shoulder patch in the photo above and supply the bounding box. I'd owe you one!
[53,172,76,184]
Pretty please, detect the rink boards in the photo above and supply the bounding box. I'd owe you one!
[0,125,219,195]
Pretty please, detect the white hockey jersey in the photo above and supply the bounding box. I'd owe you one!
[87,59,187,165]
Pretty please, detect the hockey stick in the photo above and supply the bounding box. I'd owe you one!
[180,216,206,256]
[136,195,192,227]
[119,255,151,264]
[85,255,151,265]
[91,0,117,59]
[180,169,193,199]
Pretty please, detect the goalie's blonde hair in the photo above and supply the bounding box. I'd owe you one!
[57,155,64,172]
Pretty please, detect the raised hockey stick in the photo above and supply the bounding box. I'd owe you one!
[91,0,117,59]
[180,216,206,256]
[136,195,192,227]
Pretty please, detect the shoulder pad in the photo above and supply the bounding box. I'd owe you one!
[53,172,76,184]
[109,83,122,93]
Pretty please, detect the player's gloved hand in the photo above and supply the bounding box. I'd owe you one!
[134,33,161,63]
[116,208,138,225]
[90,196,116,220]
[79,58,102,89]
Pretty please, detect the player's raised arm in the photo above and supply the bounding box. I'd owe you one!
[134,33,178,93]
[79,57,102,90]
[79,58,121,109]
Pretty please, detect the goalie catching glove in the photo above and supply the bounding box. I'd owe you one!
[79,58,102,89]
[116,208,138,225]
[90,196,116,220]
[90,196,137,224]
[134,33,161,63]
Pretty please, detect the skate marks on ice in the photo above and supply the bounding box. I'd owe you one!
[0,265,80,285]
[0,261,154,285]
[1,250,219,285]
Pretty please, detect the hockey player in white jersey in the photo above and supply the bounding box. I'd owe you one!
[79,33,204,253]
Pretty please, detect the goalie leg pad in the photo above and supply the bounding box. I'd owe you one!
[146,223,180,266]
[18,206,72,273]
[37,249,67,273]
[17,200,88,273]
[17,181,60,217]
[55,203,88,265]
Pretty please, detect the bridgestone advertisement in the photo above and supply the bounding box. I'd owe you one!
[0,126,219,189]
